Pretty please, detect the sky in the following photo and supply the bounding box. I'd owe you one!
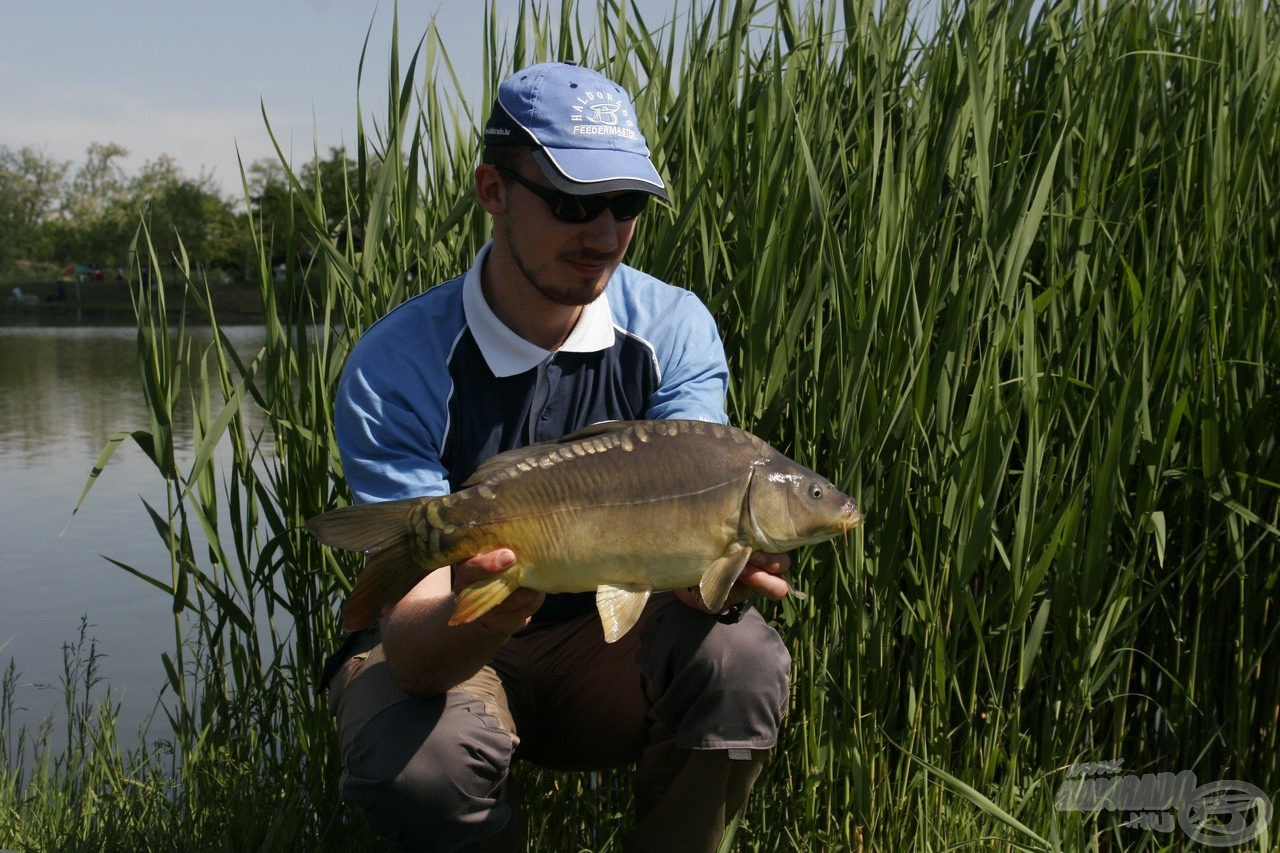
[1,0,691,200]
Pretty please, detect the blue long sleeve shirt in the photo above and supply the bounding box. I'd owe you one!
[333,244,730,622]
[336,243,729,501]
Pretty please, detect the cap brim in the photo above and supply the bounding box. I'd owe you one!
[532,149,670,202]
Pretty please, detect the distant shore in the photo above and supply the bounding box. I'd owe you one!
[1,279,267,326]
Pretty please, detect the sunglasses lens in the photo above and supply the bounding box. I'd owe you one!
[495,166,651,223]
[608,193,649,221]
[551,197,596,224]
[552,192,649,223]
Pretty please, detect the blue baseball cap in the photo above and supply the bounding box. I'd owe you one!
[484,61,669,201]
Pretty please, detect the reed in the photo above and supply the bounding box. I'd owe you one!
[4,0,1277,848]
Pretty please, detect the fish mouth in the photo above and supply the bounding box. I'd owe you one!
[838,499,863,532]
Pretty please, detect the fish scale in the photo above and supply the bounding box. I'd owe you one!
[308,419,861,641]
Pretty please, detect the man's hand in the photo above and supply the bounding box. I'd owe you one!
[383,549,541,696]
[675,551,793,614]
[451,548,545,636]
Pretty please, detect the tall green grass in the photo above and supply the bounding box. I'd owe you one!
[4,0,1277,848]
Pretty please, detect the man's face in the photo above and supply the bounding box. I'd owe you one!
[492,162,640,307]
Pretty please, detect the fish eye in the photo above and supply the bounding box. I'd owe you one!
[810,485,824,499]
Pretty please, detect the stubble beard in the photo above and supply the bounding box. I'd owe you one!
[504,219,617,307]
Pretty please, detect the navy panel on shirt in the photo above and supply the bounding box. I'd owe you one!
[441,330,659,486]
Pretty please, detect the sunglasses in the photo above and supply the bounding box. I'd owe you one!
[491,164,650,224]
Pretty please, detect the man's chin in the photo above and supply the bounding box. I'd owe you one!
[538,271,613,306]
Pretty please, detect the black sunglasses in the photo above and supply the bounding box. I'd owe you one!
[491,164,650,224]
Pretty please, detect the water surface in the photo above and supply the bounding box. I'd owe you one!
[0,325,267,743]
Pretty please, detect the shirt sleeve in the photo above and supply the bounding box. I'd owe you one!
[333,310,456,504]
[642,288,730,425]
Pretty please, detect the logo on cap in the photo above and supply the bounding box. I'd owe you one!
[570,92,638,140]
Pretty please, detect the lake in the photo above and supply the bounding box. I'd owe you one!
[0,324,269,746]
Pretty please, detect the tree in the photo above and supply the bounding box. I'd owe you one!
[245,147,363,267]
[53,143,133,269]
[65,142,129,222]
[129,155,240,274]
[1,141,262,285]
[301,146,364,231]
[0,146,70,265]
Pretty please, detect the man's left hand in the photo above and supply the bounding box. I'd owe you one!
[675,551,793,614]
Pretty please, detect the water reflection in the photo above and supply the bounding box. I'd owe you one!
[0,325,270,745]
[1,327,145,462]
[0,326,270,462]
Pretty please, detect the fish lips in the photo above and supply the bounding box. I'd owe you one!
[838,498,863,532]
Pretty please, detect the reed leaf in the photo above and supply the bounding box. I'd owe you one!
[5,0,1275,849]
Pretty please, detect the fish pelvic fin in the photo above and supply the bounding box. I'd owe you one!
[450,571,521,627]
[595,584,652,643]
[341,538,423,632]
[699,543,752,613]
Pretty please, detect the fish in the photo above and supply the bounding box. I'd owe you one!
[307,419,861,642]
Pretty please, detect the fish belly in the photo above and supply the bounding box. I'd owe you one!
[472,491,738,595]
[431,420,757,595]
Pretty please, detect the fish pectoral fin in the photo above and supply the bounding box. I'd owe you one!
[450,571,521,627]
[699,543,752,613]
[595,584,652,643]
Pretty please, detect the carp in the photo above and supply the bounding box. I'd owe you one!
[308,419,860,642]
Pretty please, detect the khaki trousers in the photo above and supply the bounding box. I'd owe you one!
[326,593,791,851]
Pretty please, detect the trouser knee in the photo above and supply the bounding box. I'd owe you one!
[341,694,516,851]
[641,604,792,749]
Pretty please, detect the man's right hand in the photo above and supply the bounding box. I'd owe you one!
[451,549,545,636]
[382,549,540,696]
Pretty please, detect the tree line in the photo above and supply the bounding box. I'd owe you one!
[0,142,359,284]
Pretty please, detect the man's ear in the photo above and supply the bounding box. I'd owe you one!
[475,163,507,215]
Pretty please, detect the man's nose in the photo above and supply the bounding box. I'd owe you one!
[580,209,626,249]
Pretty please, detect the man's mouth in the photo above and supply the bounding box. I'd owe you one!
[566,255,613,275]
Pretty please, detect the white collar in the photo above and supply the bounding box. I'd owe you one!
[461,242,617,378]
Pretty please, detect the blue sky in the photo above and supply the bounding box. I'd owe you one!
[1,0,691,198]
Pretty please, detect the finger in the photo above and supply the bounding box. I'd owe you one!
[489,585,542,609]
[476,589,545,635]
[747,551,791,574]
[734,565,791,601]
[452,549,517,592]
[486,588,545,618]
[469,548,516,572]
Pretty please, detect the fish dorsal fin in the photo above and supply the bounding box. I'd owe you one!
[557,420,636,442]
[699,543,752,613]
[460,421,640,487]
[595,583,651,643]
[461,443,556,487]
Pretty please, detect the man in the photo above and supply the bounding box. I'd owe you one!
[323,61,794,851]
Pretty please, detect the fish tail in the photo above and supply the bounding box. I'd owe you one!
[449,572,521,627]
[341,539,423,631]
[307,498,424,552]
[307,497,441,632]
